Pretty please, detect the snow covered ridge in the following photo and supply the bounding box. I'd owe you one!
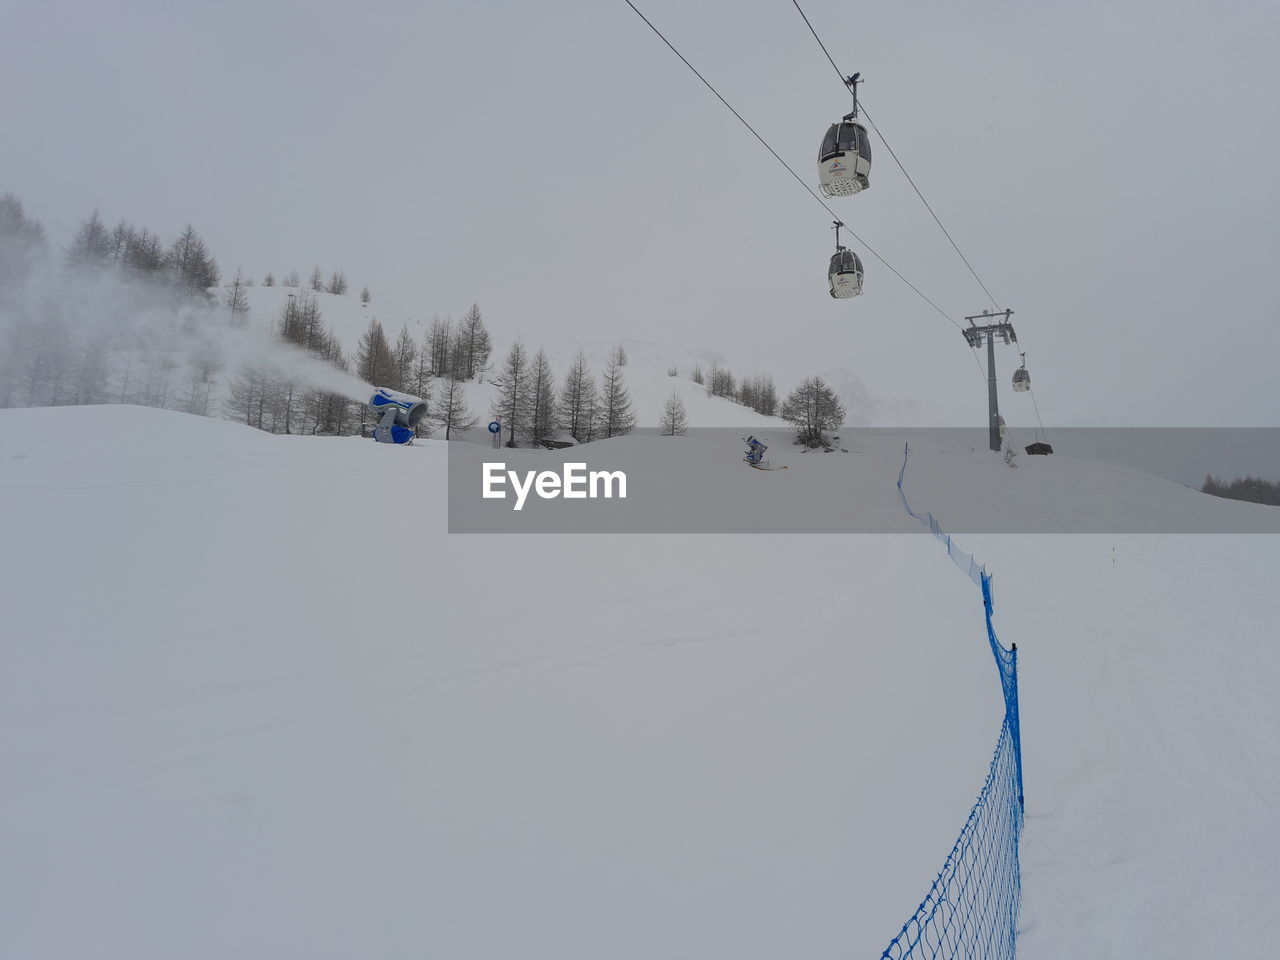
[447,429,1280,534]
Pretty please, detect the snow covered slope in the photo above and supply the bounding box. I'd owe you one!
[448,431,1280,533]
[970,531,1280,958]
[241,285,818,430]
[1,405,1277,959]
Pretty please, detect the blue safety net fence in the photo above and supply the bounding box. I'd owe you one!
[883,443,1024,960]
[895,444,989,591]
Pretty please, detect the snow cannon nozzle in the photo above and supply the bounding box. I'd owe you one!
[369,387,427,444]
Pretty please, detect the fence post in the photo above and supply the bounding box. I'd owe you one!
[1008,644,1024,810]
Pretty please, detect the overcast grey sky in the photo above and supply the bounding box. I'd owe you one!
[3,0,1277,426]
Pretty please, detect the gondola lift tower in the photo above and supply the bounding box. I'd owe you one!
[962,309,1018,452]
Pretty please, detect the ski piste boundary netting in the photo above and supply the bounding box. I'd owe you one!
[884,443,1025,960]
[895,446,989,591]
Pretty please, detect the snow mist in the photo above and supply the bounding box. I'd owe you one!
[0,252,378,411]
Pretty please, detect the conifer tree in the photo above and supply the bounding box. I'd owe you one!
[123,228,166,274]
[596,351,636,438]
[528,348,557,444]
[710,366,735,398]
[356,318,396,387]
[408,330,433,402]
[392,323,418,393]
[454,303,492,380]
[557,349,597,442]
[313,340,354,436]
[490,339,531,447]
[781,376,846,446]
[108,220,133,264]
[224,269,250,326]
[660,388,688,436]
[68,209,112,268]
[278,293,306,345]
[224,362,274,428]
[168,225,219,295]
[434,376,478,440]
[427,314,453,376]
[277,291,327,352]
[755,374,778,417]
[0,193,45,297]
[578,377,601,443]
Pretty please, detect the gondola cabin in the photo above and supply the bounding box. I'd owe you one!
[818,120,871,198]
[828,248,864,298]
[1012,366,1031,392]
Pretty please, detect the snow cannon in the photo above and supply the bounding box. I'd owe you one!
[369,387,426,444]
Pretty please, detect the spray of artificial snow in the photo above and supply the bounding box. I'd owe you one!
[0,251,380,408]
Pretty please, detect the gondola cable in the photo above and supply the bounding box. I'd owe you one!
[790,0,1002,312]
[783,0,997,393]
[622,0,964,332]
[1028,387,1049,443]
[792,0,1051,438]
[858,104,1002,312]
[623,1,991,393]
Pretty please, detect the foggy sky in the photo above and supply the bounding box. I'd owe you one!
[3,0,1277,427]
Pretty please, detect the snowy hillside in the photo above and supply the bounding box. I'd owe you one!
[2,405,1277,959]
[448,431,1280,533]
[238,285,887,430]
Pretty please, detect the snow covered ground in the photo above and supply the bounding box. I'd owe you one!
[448,431,1280,533]
[238,284,895,431]
[969,529,1280,958]
[1,405,1277,959]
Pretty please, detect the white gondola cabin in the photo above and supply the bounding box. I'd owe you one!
[1013,354,1031,392]
[818,120,871,198]
[828,247,864,298]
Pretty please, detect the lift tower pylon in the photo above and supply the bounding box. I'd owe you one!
[962,309,1018,452]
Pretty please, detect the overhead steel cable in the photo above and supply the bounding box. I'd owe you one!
[858,105,1003,311]
[1028,386,1050,442]
[789,0,846,86]
[790,0,1003,312]
[622,0,964,331]
[791,0,1052,423]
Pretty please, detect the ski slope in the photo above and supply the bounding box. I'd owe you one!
[238,285,890,432]
[447,432,1280,533]
[1,405,1278,959]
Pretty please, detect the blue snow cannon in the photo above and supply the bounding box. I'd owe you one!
[369,387,427,444]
